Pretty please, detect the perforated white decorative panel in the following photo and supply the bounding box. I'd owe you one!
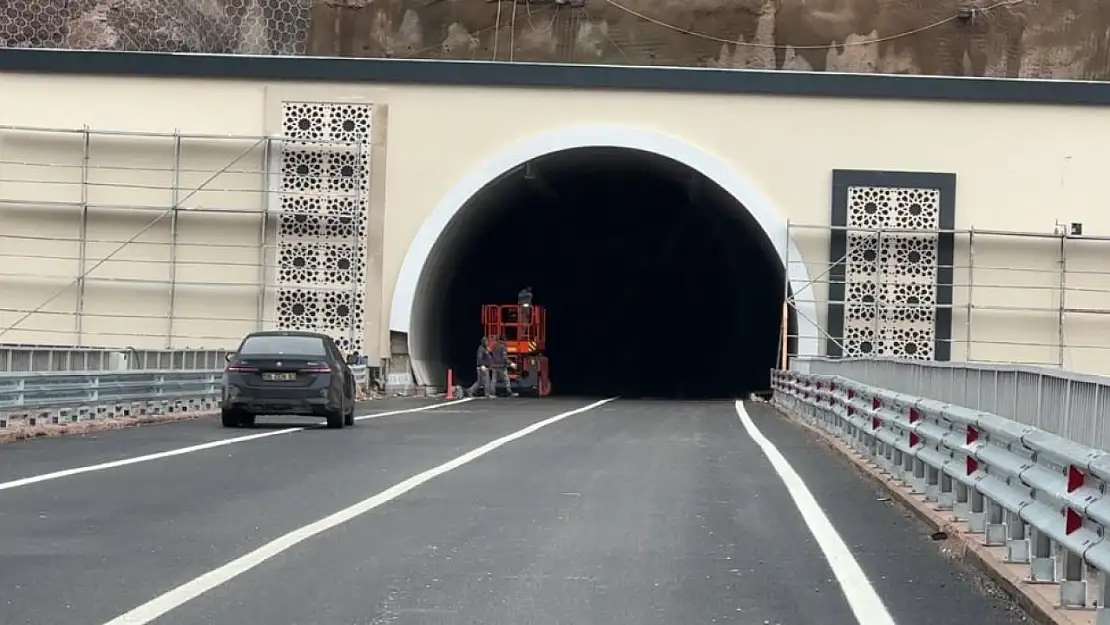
[276,102,371,355]
[842,186,940,360]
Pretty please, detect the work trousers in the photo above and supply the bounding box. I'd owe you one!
[467,367,492,397]
[490,367,511,395]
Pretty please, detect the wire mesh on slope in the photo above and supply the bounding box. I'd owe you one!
[1,0,312,55]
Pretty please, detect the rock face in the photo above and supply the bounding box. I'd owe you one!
[3,0,1110,80]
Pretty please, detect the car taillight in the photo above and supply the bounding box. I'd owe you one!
[225,364,258,373]
[299,364,332,373]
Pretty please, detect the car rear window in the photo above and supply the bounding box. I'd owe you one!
[238,335,327,357]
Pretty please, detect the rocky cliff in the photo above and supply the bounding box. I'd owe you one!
[4,0,1110,80]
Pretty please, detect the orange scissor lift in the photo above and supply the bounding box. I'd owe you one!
[482,303,551,397]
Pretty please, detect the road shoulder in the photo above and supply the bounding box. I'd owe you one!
[760,398,1088,625]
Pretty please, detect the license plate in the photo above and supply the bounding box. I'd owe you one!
[263,372,297,381]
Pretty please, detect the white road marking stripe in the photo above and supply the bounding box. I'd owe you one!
[0,398,474,493]
[102,397,616,625]
[734,400,897,625]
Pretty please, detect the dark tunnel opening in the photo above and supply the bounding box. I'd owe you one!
[421,147,797,399]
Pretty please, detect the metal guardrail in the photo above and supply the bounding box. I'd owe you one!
[0,344,233,373]
[0,365,373,430]
[796,356,1110,452]
[0,369,223,429]
[773,369,1110,622]
[350,365,370,391]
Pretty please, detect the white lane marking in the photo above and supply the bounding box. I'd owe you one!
[354,398,473,421]
[103,397,616,625]
[0,398,474,493]
[734,401,897,625]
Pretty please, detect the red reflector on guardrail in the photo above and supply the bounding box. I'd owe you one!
[1067,465,1085,493]
[1066,507,1082,535]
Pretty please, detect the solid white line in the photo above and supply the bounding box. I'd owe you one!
[734,401,897,625]
[0,398,474,493]
[354,397,473,421]
[103,397,616,625]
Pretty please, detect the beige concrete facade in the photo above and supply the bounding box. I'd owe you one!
[1,71,1110,374]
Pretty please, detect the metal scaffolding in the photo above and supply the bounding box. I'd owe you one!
[784,221,1110,374]
[0,124,367,350]
[5,124,1109,373]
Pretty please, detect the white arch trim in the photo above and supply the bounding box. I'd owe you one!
[390,124,821,386]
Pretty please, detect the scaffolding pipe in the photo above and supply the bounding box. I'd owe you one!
[966,226,974,361]
[873,228,884,352]
[256,137,272,332]
[167,129,182,349]
[787,222,1110,244]
[1059,230,1068,367]
[780,218,791,367]
[75,125,91,345]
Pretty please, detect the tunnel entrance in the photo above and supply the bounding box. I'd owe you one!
[407,146,798,399]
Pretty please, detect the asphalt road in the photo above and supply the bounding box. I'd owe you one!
[0,398,1029,625]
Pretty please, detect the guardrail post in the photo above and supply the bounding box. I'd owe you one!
[827,382,841,436]
[876,435,890,472]
[1028,528,1057,582]
[90,374,101,403]
[1060,548,1087,607]
[15,376,26,407]
[953,424,977,521]
[1005,510,1029,563]
[984,499,1006,546]
[855,407,868,454]
[910,458,926,495]
[898,449,912,487]
[937,473,955,510]
[869,412,886,469]
[849,389,860,449]
[954,483,970,521]
[848,390,860,448]
[905,406,926,493]
[889,432,903,479]
[924,465,940,502]
[968,489,986,532]
[1096,575,1110,624]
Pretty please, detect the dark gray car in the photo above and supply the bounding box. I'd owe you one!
[221,330,355,429]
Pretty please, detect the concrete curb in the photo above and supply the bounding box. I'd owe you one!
[0,411,217,445]
[768,400,1091,625]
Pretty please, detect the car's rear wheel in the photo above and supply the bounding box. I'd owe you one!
[325,408,345,429]
[221,409,252,428]
[221,410,237,428]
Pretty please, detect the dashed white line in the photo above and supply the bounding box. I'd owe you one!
[0,398,474,493]
[101,397,616,625]
[734,400,897,625]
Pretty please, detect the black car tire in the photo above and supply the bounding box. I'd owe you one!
[221,409,253,428]
[343,384,356,426]
[221,410,238,428]
[325,408,345,429]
